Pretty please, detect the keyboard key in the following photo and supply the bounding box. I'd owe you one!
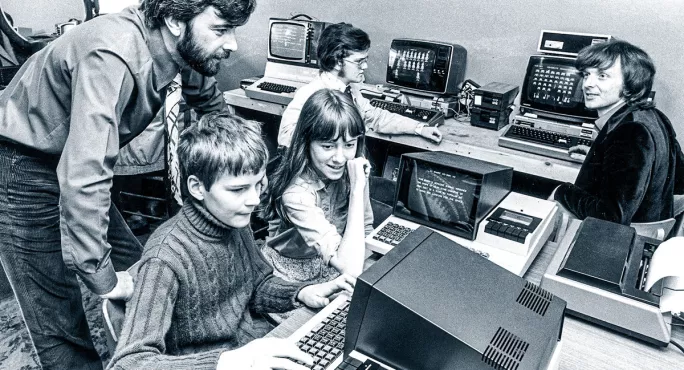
[296,298,351,369]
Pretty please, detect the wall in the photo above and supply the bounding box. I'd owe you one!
[220,0,684,137]
[2,1,85,35]
[4,0,684,137]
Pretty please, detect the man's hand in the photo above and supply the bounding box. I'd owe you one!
[297,274,356,308]
[568,144,590,161]
[217,338,312,370]
[420,126,443,144]
[99,271,134,301]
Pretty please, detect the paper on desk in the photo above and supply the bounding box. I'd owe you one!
[645,237,684,313]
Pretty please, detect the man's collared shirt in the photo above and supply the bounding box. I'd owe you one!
[278,71,418,147]
[594,100,627,132]
[0,7,224,294]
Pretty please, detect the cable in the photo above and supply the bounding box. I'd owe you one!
[289,13,313,20]
[670,339,684,354]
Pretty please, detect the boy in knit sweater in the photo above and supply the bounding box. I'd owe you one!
[108,112,354,370]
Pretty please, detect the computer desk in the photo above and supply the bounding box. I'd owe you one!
[265,219,684,370]
[223,88,581,184]
[228,89,684,368]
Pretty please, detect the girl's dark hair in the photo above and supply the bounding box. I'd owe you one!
[261,89,365,223]
[576,39,656,108]
[140,0,256,29]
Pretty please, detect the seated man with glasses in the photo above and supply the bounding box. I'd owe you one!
[277,22,443,149]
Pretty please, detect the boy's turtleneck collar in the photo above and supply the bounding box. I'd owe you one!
[182,199,234,238]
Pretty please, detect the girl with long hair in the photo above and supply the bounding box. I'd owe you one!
[260,88,373,286]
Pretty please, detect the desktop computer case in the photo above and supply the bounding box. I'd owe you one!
[347,228,566,370]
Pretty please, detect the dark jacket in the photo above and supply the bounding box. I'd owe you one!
[555,104,684,224]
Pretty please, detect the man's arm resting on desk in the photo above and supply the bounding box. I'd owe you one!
[354,86,442,144]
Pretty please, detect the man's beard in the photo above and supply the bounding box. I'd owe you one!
[177,27,230,76]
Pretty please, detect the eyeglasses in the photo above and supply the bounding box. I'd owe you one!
[343,57,369,67]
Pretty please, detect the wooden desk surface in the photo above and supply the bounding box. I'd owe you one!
[224,88,581,183]
[266,221,684,370]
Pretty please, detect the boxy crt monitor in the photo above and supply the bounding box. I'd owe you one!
[267,18,327,68]
[519,55,598,123]
[386,39,467,96]
[393,151,512,241]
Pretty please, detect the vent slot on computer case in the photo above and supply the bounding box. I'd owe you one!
[482,327,529,370]
[516,281,553,316]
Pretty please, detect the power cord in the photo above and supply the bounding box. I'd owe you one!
[671,339,684,354]
[454,79,479,117]
[670,312,684,354]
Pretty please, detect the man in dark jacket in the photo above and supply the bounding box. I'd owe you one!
[554,40,684,225]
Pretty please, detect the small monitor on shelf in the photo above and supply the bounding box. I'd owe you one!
[519,55,598,123]
[394,151,512,241]
[267,18,328,68]
[385,39,467,96]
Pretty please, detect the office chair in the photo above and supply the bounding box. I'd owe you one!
[630,218,676,241]
[671,194,684,237]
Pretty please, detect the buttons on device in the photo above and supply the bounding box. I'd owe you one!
[256,81,297,94]
[373,222,415,245]
[485,220,529,243]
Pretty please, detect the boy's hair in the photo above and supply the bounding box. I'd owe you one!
[140,0,256,29]
[576,39,656,108]
[178,112,268,192]
[317,23,371,73]
[261,89,365,223]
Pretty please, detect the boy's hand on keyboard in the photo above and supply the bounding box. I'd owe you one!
[217,338,313,370]
[568,144,590,161]
[420,126,443,144]
[297,274,356,308]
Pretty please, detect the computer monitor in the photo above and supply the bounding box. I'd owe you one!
[267,18,327,68]
[386,38,467,96]
[346,227,566,370]
[519,55,598,123]
[394,151,512,240]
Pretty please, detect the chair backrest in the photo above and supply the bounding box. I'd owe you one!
[630,218,676,241]
[101,261,142,354]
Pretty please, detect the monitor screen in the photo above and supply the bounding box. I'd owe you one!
[395,157,481,237]
[386,39,466,96]
[519,55,597,122]
[269,21,307,61]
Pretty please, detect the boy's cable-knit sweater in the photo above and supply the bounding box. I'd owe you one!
[108,199,306,369]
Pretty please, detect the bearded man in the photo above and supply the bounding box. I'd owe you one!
[0,1,255,368]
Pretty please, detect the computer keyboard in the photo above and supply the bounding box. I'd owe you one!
[256,81,297,94]
[294,297,350,370]
[369,98,445,127]
[499,124,594,163]
[503,125,593,149]
[371,222,415,246]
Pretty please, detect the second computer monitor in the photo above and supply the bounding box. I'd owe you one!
[267,18,328,68]
[386,38,467,96]
[394,151,512,241]
[519,55,598,123]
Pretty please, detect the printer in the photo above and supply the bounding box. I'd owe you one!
[541,217,672,346]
